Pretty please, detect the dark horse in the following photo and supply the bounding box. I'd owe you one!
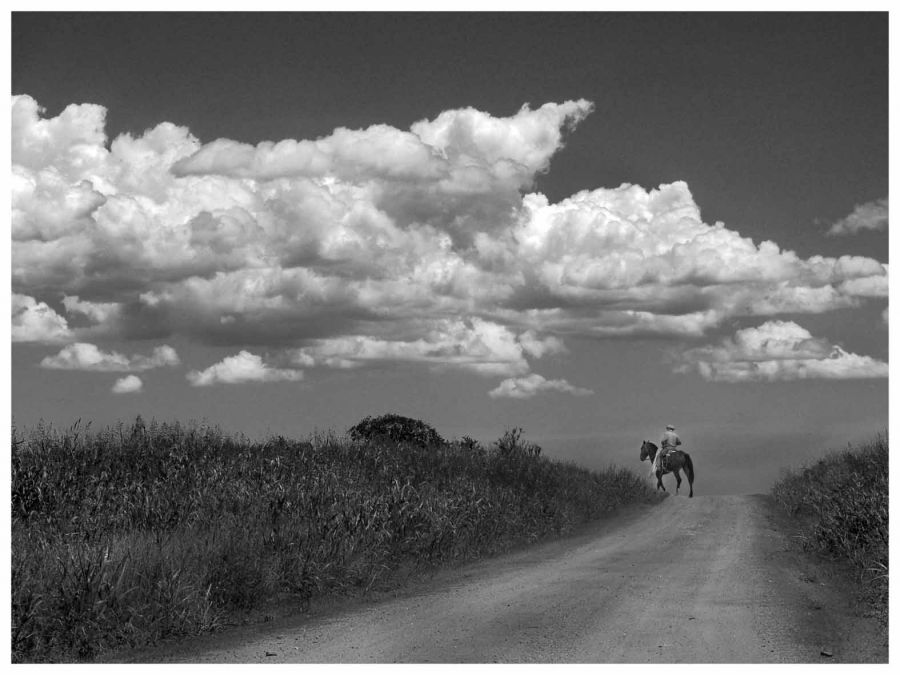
[640,441,695,497]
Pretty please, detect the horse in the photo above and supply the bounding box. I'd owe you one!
[640,440,695,498]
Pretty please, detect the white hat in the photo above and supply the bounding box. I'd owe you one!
[666,424,675,430]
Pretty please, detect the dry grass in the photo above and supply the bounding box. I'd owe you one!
[771,432,888,624]
[11,417,657,662]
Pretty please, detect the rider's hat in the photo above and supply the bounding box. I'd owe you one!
[665,424,675,430]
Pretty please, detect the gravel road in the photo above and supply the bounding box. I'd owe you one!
[119,494,886,663]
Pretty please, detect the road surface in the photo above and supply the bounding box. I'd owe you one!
[119,495,886,663]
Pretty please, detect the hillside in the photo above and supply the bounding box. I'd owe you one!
[12,417,658,662]
[771,434,888,627]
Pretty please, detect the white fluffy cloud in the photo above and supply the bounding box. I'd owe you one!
[61,295,121,324]
[675,321,888,382]
[12,294,73,343]
[488,373,594,399]
[837,264,889,297]
[40,343,180,372]
[174,100,591,187]
[11,95,889,393]
[112,375,143,394]
[291,318,564,377]
[186,351,304,386]
[12,292,127,345]
[826,198,888,236]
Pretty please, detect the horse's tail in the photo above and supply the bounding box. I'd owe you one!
[683,452,695,498]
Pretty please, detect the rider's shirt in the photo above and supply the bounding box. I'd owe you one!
[660,430,681,450]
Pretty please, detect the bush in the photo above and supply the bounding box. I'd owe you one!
[493,427,541,457]
[452,435,485,454]
[347,413,445,448]
[771,433,887,623]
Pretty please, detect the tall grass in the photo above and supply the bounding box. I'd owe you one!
[12,418,657,662]
[771,433,888,622]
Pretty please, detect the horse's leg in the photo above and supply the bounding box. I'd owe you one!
[656,471,666,491]
[674,469,682,494]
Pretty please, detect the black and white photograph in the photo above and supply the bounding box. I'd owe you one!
[8,7,891,664]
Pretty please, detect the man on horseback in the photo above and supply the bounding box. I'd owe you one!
[641,430,694,497]
[657,424,682,473]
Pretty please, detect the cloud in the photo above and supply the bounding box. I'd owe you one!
[675,321,888,382]
[826,198,888,236]
[174,100,592,186]
[836,263,889,297]
[12,95,109,177]
[11,95,889,394]
[488,373,594,399]
[40,343,180,371]
[186,350,304,386]
[508,188,885,322]
[112,375,143,394]
[291,318,564,377]
[12,294,73,343]
[61,295,122,324]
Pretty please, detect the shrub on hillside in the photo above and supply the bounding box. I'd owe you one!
[452,435,485,454]
[772,433,888,623]
[493,427,542,457]
[347,413,445,448]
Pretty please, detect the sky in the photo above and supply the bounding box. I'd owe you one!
[8,11,890,494]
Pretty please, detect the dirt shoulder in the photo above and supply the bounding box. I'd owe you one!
[108,495,887,663]
[757,492,888,661]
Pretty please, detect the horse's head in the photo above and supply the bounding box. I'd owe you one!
[639,440,657,462]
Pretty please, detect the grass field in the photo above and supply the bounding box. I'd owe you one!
[771,433,888,624]
[11,417,659,662]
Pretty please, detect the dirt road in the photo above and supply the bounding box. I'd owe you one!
[123,495,886,663]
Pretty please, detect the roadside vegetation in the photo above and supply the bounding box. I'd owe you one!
[12,415,657,662]
[771,433,888,624]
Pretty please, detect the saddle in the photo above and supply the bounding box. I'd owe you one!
[660,448,680,472]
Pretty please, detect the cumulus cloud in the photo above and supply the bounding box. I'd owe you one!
[291,318,564,377]
[675,321,888,382]
[61,295,121,324]
[186,350,304,386]
[488,373,594,399]
[40,343,180,371]
[174,100,592,186]
[112,375,143,394]
[12,294,73,343]
[826,198,888,236]
[836,264,889,297]
[11,95,889,392]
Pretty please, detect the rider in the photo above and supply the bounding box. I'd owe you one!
[658,424,682,471]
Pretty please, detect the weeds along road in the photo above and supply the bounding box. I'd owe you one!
[125,494,885,663]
